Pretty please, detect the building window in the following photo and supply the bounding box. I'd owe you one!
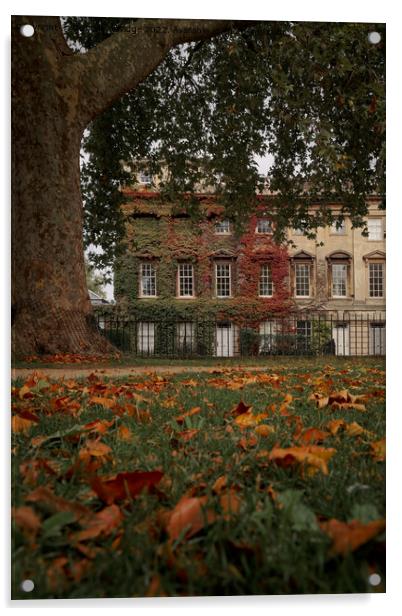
[176,322,195,353]
[137,322,155,354]
[256,219,273,234]
[330,219,346,235]
[214,220,231,234]
[331,263,347,297]
[215,262,231,297]
[296,320,312,351]
[140,262,157,297]
[369,263,384,298]
[367,218,383,241]
[295,263,310,297]
[293,219,307,235]
[259,264,273,297]
[139,170,152,184]
[177,263,194,297]
[259,321,278,354]
[369,323,386,355]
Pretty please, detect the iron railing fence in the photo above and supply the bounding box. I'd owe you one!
[94,312,386,358]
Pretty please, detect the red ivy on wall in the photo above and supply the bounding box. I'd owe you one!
[160,212,293,325]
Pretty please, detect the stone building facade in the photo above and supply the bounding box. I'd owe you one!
[112,175,385,357]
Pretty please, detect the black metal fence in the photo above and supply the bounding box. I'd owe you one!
[94,312,386,358]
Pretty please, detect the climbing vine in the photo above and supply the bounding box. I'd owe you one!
[109,198,295,326]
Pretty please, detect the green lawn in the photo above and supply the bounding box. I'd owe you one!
[12,358,385,598]
[13,354,385,370]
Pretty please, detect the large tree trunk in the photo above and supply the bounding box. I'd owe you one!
[11,16,113,357]
[11,15,238,357]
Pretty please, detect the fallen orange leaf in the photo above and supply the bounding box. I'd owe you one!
[231,401,252,417]
[166,495,216,542]
[26,486,92,522]
[90,470,163,504]
[79,439,112,458]
[117,425,133,441]
[326,419,345,436]
[71,504,123,542]
[177,428,199,442]
[175,407,202,425]
[212,475,227,494]
[320,518,385,556]
[331,402,366,412]
[234,411,268,428]
[11,415,37,434]
[269,445,336,475]
[255,424,275,437]
[12,506,41,541]
[89,396,116,410]
[299,428,330,445]
[370,438,385,461]
[219,489,241,519]
[82,419,114,434]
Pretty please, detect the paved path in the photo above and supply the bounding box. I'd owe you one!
[12,364,272,380]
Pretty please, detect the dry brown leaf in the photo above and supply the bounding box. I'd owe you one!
[370,438,385,461]
[331,401,366,412]
[269,445,336,475]
[175,407,202,424]
[219,489,241,519]
[89,396,116,410]
[26,486,92,522]
[212,475,227,494]
[71,504,123,542]
[166,495,216,542]
[117,425,133,441]
[234,411,268,428]
[79,439,112,458]
[320,518,385,556]
[11,415,37,434]
[13,506,41,540]
[299,427,330,445]
[326,419,346,436]
[255,424,275,437]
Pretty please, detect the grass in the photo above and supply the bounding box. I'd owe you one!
[11,358,385,598]
[13,354,385,370]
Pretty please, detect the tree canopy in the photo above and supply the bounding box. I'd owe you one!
[64,18,385,276]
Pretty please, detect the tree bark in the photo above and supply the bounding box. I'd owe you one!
[11,15,240,357]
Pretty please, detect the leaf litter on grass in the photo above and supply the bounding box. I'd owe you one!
[11,359,385,597]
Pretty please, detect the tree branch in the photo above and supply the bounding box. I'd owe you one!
[76,18,251,124]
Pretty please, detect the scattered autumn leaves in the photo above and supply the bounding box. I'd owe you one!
[11,363,385,596]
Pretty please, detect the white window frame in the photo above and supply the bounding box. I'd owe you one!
[139,262,157,297]
[214,220,231,235]
[215,262,232,297]
[295,262,311,298]
[330,219,346,235]
[255,219,273,234]
[331,263,347,298]
[176,322,196,351]
[177,263,195,298]
[258,263,273,297]
[139,170,152,184]
[293,219,307,235]
[368,262,384,298]
[137,322,155,354]
[367,218,383,241]
[259,320,278,354]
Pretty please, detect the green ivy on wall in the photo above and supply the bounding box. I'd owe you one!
[111,205,295,325]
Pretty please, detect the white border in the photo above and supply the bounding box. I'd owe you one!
[2,1,401,613]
